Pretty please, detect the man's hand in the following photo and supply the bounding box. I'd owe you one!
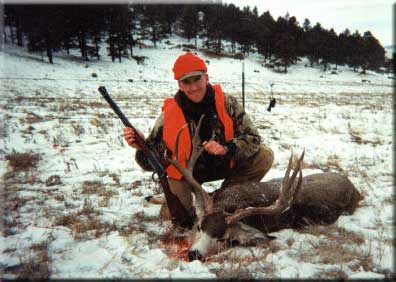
[202,141,227,156]
[123,127,145,149]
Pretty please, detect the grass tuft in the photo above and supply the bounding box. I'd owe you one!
[6,153,40,171]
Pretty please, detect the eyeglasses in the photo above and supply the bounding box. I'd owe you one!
[180,75,202,85]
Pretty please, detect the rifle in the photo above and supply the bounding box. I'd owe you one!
[98,86,194,228]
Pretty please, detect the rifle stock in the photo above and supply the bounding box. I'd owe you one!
[98,86,193,228]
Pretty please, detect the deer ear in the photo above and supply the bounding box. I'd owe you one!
[226,222,275,246]
[191,192,205,222]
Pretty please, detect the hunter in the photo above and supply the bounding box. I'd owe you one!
[123,52,274,223]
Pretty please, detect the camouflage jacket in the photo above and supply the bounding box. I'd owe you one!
[135,84,262,179]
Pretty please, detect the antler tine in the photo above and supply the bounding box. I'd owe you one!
[187,114,205,171]
[173,123,189,162]
[279,153,294,203]
[291,168,303,202]
[284,149,305,197]
[225,150,305,225]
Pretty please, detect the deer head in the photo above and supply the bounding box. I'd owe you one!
[166,115,304,261]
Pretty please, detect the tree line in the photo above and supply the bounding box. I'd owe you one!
[3,3,390,73]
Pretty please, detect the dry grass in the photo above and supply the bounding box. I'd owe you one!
[301,239,358,264]
[296,225,377,270]
[81,180,118,198]
[4,242,52,280]
[314,268,348,280]
[108,173,121,186]
[55,200,117,240]
[280,142,293,150]
[118,220,145,237]
[209,248,274,279]
[128,180,143,190]
[6,153,40,171]
[384,195,396,205]
[99,189,118,198]
[71,122,85,136]
[297,225,365,246]
[119,211,161,238]
[90,117,108,130]
[81,180,103,194]
[348,123,383,146]
[23,110,44,123]
[302,154,345,173]
[45,175,62,187]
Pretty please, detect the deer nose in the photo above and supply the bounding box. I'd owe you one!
[188,250,203,261]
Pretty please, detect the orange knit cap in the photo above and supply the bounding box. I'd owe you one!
[172,52,207,80]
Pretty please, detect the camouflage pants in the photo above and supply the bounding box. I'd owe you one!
[160,145,274,220]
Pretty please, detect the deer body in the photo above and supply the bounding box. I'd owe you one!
[212,172,362,233]
[166,115,362,261]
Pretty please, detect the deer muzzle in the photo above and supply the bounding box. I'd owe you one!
[188,250,203,261]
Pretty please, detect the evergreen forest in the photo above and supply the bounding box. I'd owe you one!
[3,3,392,74]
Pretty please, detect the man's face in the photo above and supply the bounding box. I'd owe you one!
[178,74,209,103]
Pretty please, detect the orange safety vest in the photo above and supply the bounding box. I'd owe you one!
[162,84,235,180]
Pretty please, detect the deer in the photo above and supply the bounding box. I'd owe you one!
[165,115,363,261]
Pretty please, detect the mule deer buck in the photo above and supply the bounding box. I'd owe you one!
[166,116,362,261]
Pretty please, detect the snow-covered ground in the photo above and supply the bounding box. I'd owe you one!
[0,35,394,279]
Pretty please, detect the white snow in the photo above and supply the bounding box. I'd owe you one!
[0,34,394,279]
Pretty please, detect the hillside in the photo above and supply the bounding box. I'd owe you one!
[0,35,394,279]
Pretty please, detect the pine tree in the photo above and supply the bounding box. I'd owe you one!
[126,6,137,57]
[362,31,385,72]
[222,4,241,53]
[20,5,64,64]
[320,28,338,71]
[237,6,258,56]
[202,4,224,54]
[140,5,168,47]
[181,5,199,46]
[305,22,324,67]
[162,5,182,35]
[107,5,130,62]
[271,15,299,72]
[348,30,364,72]
[256,11,275,61]
[337,29,352,67]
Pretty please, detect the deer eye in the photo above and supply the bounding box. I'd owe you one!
[197,226,201,232]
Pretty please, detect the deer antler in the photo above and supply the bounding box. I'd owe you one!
[225,150,305,225]
[166,115,213,214]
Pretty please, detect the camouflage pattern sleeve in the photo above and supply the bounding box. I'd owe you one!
[135,112,169,171]
[224,94,262,162]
